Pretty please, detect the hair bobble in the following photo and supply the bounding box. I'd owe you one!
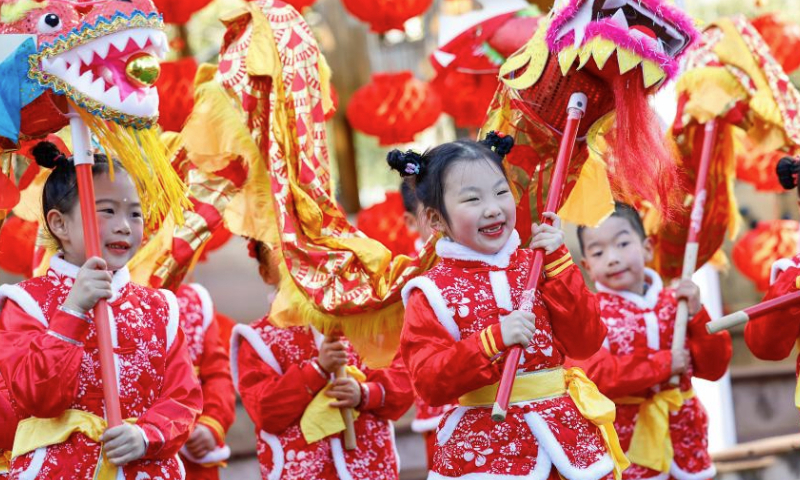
[776,156,800,190]
[54,154,68,167]
[387,149,426,178]
[480,130,514,159]
[32,141,70,170]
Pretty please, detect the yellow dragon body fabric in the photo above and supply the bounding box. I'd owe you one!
[132,0,437,366]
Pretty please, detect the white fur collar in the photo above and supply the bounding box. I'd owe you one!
[595,267,663,310]
[435,230,521,268]
[50,255,131,302]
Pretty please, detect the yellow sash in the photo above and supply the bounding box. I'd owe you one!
[795,375,800,410]
[795,339,800,409]
[12,409,136,480]
[299,365,365,444]
[0,450,10,473]
[616,388,696,473]
[459,367,629,480]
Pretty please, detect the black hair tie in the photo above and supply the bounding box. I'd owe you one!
[776,156,800,190]
[481,131,515,159]
[387,149,425,178]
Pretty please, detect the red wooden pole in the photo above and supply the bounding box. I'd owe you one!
[69,111,122,427]
[491,92,587,422]
[669,119,718,385]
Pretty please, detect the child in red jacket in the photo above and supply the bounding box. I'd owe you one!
[232,241,414,479]
[175,283,236,479]
[569,202,732,480]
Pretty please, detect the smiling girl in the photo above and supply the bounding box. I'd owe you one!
[0,142,201,479]
[396,133,625,480]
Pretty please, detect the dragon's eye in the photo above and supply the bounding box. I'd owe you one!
[37,13,61,34]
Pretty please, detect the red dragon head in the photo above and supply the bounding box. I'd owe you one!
[0,0,167,134]
[0,0,185,236]
[492,0,699,225]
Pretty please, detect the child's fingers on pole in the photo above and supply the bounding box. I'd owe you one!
[541,212,561,229]
[85,256,108,271]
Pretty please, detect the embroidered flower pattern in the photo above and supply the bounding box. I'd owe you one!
[421,249,611,478]
[10,273,181,479]
[598,290,713,476]
[251,321,399,480]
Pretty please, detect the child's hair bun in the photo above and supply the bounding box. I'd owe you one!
[480,131,514,159]
[776,156,800,190]
[387,149,425,178]
[32,141,68,170]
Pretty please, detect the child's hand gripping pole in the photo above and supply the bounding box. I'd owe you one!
[670,119,718,386]
[335,363,358,451]
[706,290,800,333]
[491,92,587,423]
[68,108,123,428]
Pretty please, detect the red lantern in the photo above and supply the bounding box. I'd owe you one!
[156,58,198,133]
[735,138,785,192]
[732,220,799,291]
[152,0,214,24]
[432,71,497,129]
[356,191,418,257]
[753,13,800,74]
[0,216,38,277]
[431,10,539,128]
[346,72,441,146]
[341,0,433,33]
[283,0,317,11]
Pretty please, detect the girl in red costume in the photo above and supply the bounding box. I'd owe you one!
[400,181,458,468]
[396,132,626,480]
[231,241,414,480]
[0,142,202,479]
[570,203,731,480]
[745,156,800,409]
[175,282,236,479]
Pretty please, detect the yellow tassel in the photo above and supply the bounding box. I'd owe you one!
[75,104,188,233]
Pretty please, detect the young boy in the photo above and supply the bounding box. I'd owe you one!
[231,241,414,480]
[569,202,732,480]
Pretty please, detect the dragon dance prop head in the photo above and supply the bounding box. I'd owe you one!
[484,0,698,235]
[648,15,800,279]
[0,0,186,230]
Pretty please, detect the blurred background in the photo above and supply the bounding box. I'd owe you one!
[3,0,800,478]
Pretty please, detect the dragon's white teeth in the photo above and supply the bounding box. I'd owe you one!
[610,8,628,29]
[75,45,95,65]
[555,0,594,47]
[121,91,140,110]
[65,61,81,79]
[154,31,169,58]
[131,30,150,49]
[110,33,131,53]
[74,70,95,90]
[89,76,106,95]
[147,30,166,50]
[142,92,158,112]
[50,57,67,75]
[602,0,627,9]
[94,39,111,60]
[104,85,121,104]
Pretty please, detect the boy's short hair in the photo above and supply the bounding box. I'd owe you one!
[576,202,647,255]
